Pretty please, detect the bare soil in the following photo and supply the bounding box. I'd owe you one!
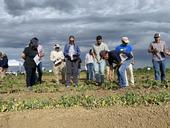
[0,104,170,128]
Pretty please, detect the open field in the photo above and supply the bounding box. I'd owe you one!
[0,68,170,128]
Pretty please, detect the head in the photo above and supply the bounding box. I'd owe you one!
[100,50,109,60]
[154,33,160,43]
[54,44,60,52]
[69,35,75,44]
[89,49,93,55]
[121,37,129,44]
[29,37,39,50]
[96,35,102,45]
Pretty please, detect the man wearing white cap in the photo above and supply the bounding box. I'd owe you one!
[148,33,170,81]
[115,37,134,88]
[50,43,65,84]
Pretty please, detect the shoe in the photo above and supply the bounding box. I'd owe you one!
[28,86,33,91]
[66,85,70,88]
[96,82,101,86]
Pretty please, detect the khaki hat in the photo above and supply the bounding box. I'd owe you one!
[121,37,129,43]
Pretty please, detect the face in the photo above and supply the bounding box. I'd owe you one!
[103,53,109,60]
[154,37,160,42]
[55,47,60,51]
[96,39,102,45]
[69,37,75,44]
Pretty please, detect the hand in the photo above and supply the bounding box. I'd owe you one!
[152,48,158,53]
[165,50,170,56]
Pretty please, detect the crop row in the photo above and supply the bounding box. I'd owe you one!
[0,91,170,112]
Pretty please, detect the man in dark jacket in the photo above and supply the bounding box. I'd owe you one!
[100,49,133,88]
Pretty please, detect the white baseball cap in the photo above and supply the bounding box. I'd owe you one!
[54,44,60,48]
[121,37,129,43]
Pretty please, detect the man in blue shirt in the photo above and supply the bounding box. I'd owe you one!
[115,37,134,87]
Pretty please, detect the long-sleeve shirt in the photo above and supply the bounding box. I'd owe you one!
[50,50,64,63]
[85,53,94,65]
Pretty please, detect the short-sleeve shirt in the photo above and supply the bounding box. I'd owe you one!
[148,41,167,61]
[115,44,133,53]
[93,42,109,61]
[23,47,37,68]
[115,44,133,61]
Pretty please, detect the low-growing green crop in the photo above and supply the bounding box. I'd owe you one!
[0,91,170,112]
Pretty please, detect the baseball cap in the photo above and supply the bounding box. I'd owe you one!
[54,44,60,49]
[154,33,160,38]
[121,37,129,43]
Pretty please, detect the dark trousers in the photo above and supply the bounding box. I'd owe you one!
[66,59,79,86]
[25,66,36,87]
[37,62,43,83]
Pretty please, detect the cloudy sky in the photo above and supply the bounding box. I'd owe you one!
[0,0,170,68]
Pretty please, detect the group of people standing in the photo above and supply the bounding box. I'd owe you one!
[0,32,169,90]
[85,33,170,88]
[85,35,134,88]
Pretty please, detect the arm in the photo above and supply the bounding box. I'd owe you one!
[148,43,158,54]
[21,47,28,60]
[63,44,68,57]
[76,45,81,56]
[38,46,45,58]
[60,52,65,61]
[164,43,170,56]
[104,43,109,51]
[50,51,56,62]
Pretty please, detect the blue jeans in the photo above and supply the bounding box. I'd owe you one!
[86,63,94,80]
[94,59,106,83]
[117,59,132,87]
[152,59,166,81]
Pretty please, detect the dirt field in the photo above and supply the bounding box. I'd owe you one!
[0,104,170,128]
[0,71,170,128]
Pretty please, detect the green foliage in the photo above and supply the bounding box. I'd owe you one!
[121,92,142,106]
[101,81,119,90]
[142,80,169,89]
[32,83,59,93]
[0,91,170,112]
[0,69,170,112]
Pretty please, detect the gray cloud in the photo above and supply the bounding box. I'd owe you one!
[4,0,75,16]
[1,0,170,67]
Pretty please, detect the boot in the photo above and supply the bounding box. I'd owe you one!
[100,75,105,85]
